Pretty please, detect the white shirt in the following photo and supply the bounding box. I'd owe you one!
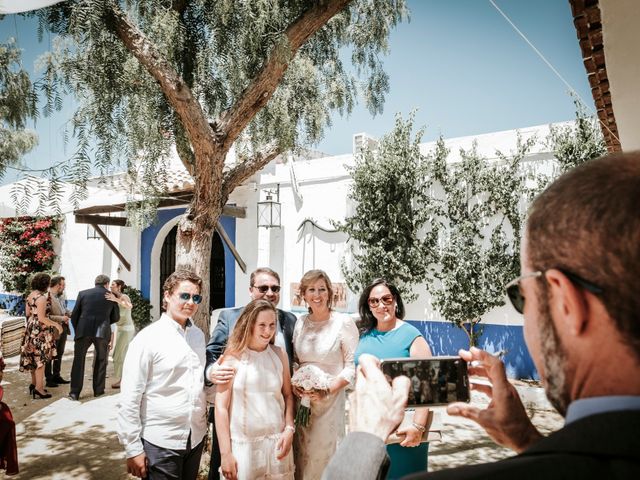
[116,313,209,458]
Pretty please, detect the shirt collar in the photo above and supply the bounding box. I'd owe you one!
[160,313,193,332]
[565,395,640,424]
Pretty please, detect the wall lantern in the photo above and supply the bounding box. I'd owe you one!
[257,184,281,228]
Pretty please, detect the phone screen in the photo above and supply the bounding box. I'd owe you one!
[380,356,470,407]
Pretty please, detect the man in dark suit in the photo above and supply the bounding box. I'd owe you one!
[45,275,72,387]
[204,267,297,479]
[325,153,640,479]
[69,274,120,400]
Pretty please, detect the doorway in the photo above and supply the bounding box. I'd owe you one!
[159,226,226,311]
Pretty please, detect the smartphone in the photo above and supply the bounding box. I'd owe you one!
[380,356,470,407]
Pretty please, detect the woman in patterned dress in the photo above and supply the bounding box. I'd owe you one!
[292,270,359,479]
[19,272,63,399]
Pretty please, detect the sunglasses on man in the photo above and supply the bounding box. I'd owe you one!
[253,284,281,293]
[178,292,203,304]
[505,269,603,314]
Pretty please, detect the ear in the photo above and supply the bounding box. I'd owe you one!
[544,269,589,336]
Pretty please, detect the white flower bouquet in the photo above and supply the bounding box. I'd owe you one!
[291,364,330,427]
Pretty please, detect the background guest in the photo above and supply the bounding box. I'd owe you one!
[19,272,62,399]
[69,274,119,400]
[0,352,18,475]
[354,278,433,479]
[292,269,359,479]
[215,299,295,480]
[106,279,134,389]
[44,275,71,388]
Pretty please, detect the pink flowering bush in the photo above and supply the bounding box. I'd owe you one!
[0,216,60,292]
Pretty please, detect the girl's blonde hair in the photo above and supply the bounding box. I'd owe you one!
[224,299,277,357]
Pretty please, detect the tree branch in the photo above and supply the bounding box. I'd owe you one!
[218,0,351,150]
[222,142,282,198]
[105,2,217,165]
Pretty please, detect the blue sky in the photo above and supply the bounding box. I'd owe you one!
[0,0,591,184]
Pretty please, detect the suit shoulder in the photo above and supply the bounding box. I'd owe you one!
[279,309,298,323]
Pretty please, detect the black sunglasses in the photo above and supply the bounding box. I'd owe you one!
[253,284,281,293]
[178,292,203,304]
[505,269,603,314]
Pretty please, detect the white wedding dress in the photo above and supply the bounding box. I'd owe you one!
[225,345,295,480]
[292,312,359,479]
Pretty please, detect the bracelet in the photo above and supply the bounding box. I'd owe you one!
[412,422,426,433]
[284,425,295,434]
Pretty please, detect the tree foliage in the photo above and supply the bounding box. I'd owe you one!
[546,98,606,174]
[20,0,407,331]
[427,135,538,346]
[0,39,38,177]
[339,113,437,301]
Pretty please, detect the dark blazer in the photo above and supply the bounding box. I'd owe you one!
[70,285,120,340]
[324,410,640,480]
[205,306,297,377]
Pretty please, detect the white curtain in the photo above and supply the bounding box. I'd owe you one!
[0,0,66,14]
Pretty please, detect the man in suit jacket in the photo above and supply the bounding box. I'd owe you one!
[204,267,297,479]
[45,275,72,387]
[325,153,640,479]
[69,274,119,400]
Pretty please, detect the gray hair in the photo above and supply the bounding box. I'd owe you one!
[94,274,110,286]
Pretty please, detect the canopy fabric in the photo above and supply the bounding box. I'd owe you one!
[0,0,65,14]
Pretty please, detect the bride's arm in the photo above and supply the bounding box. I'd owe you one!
[329,315,359,395]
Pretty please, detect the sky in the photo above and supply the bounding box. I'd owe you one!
[0,0,592,185]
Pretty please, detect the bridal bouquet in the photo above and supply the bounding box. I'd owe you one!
[291,365,330,427]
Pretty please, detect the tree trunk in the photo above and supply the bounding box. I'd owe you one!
[175,213,216,335]
[461,318,483,348]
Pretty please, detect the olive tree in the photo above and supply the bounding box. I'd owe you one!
[23,0,408,330]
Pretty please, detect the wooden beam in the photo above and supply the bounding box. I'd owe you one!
[91,223,132,271]
[74,194,246,218]
[222,205,246,219]
[75,214,128,227]
[215,221,246,273]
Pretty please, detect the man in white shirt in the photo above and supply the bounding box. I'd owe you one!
[117,270,209,479]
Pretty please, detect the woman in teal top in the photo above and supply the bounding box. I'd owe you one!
[354,278,433,480]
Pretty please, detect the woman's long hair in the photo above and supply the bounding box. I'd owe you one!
[357,278,405,335]
[224,299,277,358]
[299,269,334,313]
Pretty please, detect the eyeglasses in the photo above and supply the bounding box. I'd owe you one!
[368,294,394,308]
[178,292,203,304]
[505,269,603,314]
[253,285,281,294]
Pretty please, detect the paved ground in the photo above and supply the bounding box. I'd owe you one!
[2,340,563,479]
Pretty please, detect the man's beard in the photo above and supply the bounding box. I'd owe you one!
[537,290,571,416]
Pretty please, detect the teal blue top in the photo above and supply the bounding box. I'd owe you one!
[354,321,429,480]
[355,321,422,364]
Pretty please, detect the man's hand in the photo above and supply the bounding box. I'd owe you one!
[63,315,70,324]
[126,453,148,478]
[349,354,410,441]
[447,347,543,453]
[209,355,236,385]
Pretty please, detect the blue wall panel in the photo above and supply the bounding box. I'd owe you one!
[406,320,538,380]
